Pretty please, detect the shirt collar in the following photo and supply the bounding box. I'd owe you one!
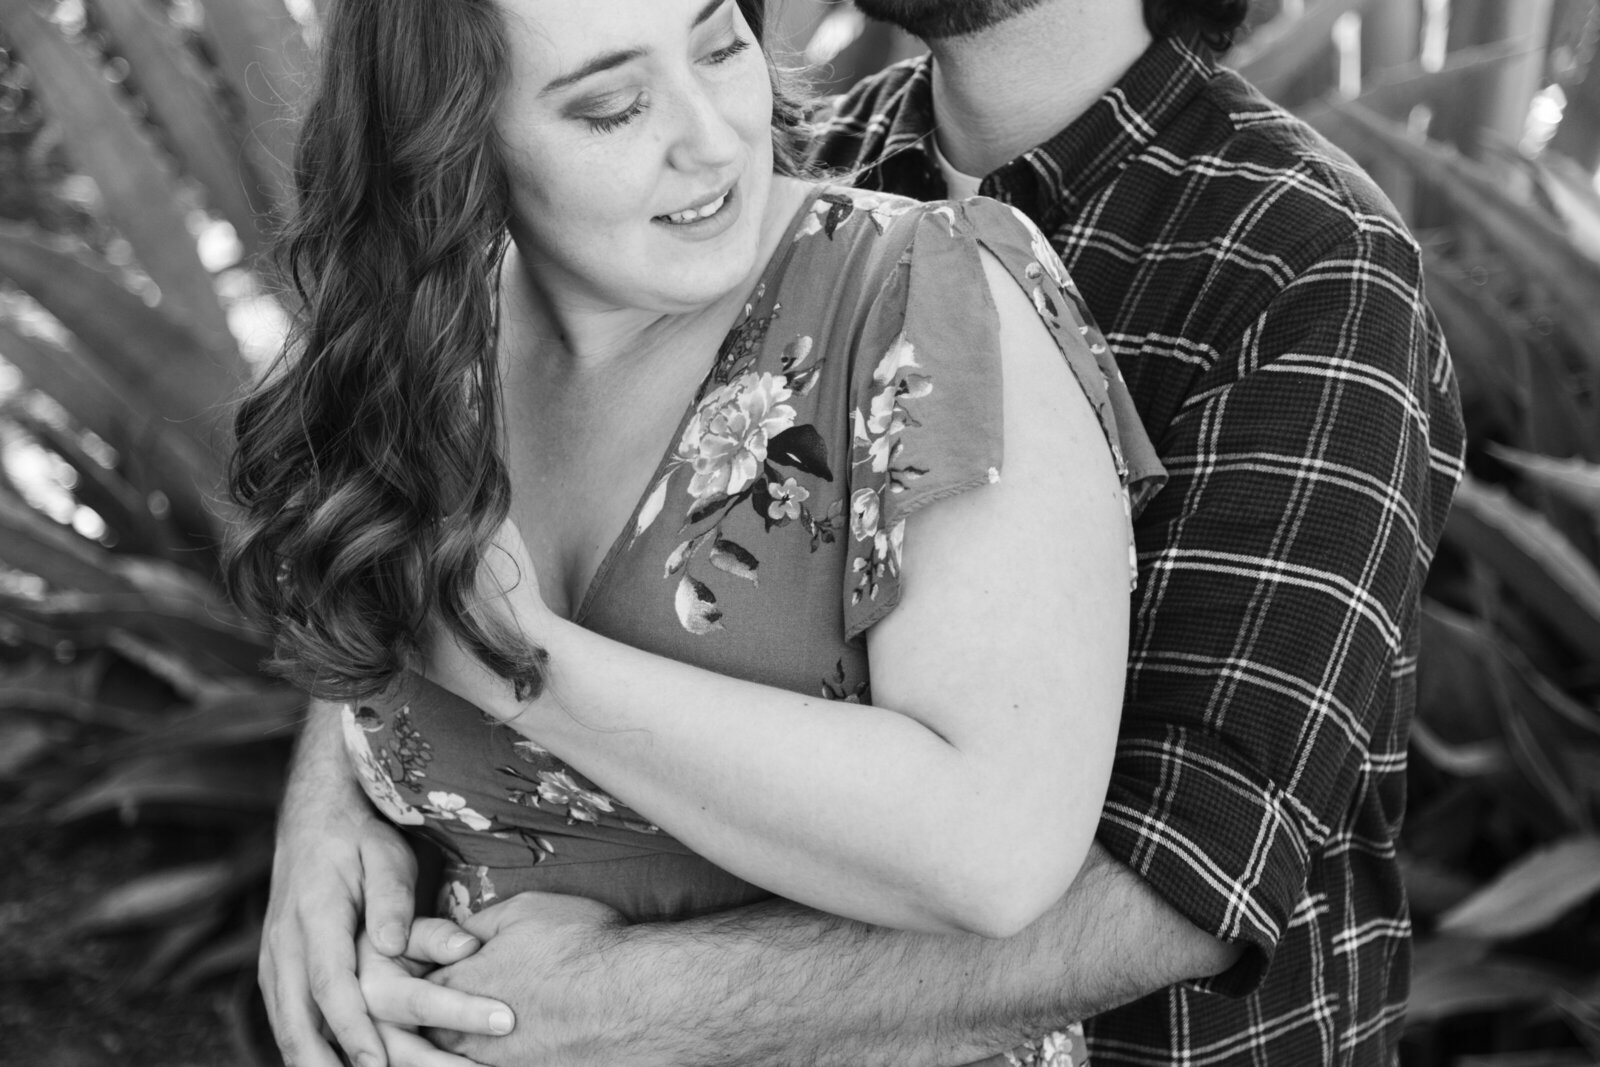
[862,37,1218,227]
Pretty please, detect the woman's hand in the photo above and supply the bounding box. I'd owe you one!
[425,518,559,727]
[356,919,517,1067]
[475,517,557,638]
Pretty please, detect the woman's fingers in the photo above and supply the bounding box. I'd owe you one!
[378,1021,490,1067]
[404,917,483,966]
[358,932,515,1036]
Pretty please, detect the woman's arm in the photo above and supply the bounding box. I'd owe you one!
[436,251,1131,938]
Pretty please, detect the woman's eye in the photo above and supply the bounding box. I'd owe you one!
[584,95,649,134]
[703,36,752,65]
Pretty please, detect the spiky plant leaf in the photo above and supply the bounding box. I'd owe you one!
[1296,39,1528,126]
[0,227,242,455]
[0,321,219,536]
[1232,0,1375,101]
[52,746,286,821]
[197,0,311,217]
[1420,257,1525,438]
[0,0,235,350]
[1310,104,1600,381]
[72,859,241,932]
[0,484,143,596]
[1408,950,1578,1023]
[1489,445,1600,524]
[86,0,271,262]
[1445,475,1600,661]
[1438,835,1600,940]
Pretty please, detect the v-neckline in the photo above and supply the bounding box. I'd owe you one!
[565,183,829,627]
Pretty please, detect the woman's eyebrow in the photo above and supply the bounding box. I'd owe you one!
[539,0,731,95]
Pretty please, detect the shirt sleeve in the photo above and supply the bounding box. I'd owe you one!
[842,196,1166,640]
[1095,216,1465,995]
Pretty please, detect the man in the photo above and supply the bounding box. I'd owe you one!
[261,1,1465,1064]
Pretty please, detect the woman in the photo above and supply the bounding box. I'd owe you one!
[228,0,1164,1062]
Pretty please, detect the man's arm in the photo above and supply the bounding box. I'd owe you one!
[428,843,1240,1067]
[261,698,413,1067]
[262,698,509,1067]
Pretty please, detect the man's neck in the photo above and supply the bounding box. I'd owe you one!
[927,1,1154,178]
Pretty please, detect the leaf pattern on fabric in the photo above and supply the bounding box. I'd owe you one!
[675,574,725,634]
[821,658,870,703]
[795,189,915,242]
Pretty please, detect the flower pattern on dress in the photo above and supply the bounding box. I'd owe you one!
[341,704,425,827]
[423,791,492,831]
[501,736,652,835]
[632,309,840,634]
[441,865,500,923]
[849,332,933,604]
[795,189,916,241]
[1005,1028,1088,1067]
[677,371,798,506]
[767,477,809,521]
[340,701,624,870]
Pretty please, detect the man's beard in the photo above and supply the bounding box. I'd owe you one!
[850,0,1054,39]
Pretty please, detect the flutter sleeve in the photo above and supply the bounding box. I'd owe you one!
[842,196,1166,640]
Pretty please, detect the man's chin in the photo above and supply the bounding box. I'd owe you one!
[850,0,1053,40]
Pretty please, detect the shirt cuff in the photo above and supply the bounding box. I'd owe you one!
[1095,724,1315,998]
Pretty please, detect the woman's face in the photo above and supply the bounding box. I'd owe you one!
[494,0,777,316]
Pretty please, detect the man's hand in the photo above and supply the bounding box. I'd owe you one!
[261,707,423,1067]
[423,893,633,1067]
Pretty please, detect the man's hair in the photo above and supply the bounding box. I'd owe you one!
[1143,0,1251,51]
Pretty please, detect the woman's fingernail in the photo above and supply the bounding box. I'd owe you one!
[358,1053,383,1067]
[447,933,479,951]
[489,1008,514,1034]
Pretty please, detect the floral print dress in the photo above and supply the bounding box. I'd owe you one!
[342,185,1165,1067]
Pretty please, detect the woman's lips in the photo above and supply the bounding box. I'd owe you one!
[656,184,734,225]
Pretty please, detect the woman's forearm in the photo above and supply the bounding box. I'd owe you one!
[437,608,1110,940]
[550,622,1103,936]
[434,256,1131,936]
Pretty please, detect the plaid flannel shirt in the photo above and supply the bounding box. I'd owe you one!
[812,37,1465,1066]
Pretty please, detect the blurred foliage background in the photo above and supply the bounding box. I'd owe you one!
[0,0,1597,1064]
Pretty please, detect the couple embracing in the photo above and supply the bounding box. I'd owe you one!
[229,1,1465,1065]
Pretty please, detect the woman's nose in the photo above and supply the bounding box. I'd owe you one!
[665,83,742,172]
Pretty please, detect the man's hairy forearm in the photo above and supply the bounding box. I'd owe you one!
[605,844,1241,1067]
[279,698,362,831]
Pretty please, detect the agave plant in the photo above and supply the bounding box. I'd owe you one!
[0,0,309,1051]
[3,0,1600,1064]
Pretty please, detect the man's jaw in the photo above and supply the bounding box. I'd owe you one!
[850,0,1056,41]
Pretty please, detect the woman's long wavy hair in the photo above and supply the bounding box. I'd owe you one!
[1144,0,1251,52]
[227,0,809,702]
